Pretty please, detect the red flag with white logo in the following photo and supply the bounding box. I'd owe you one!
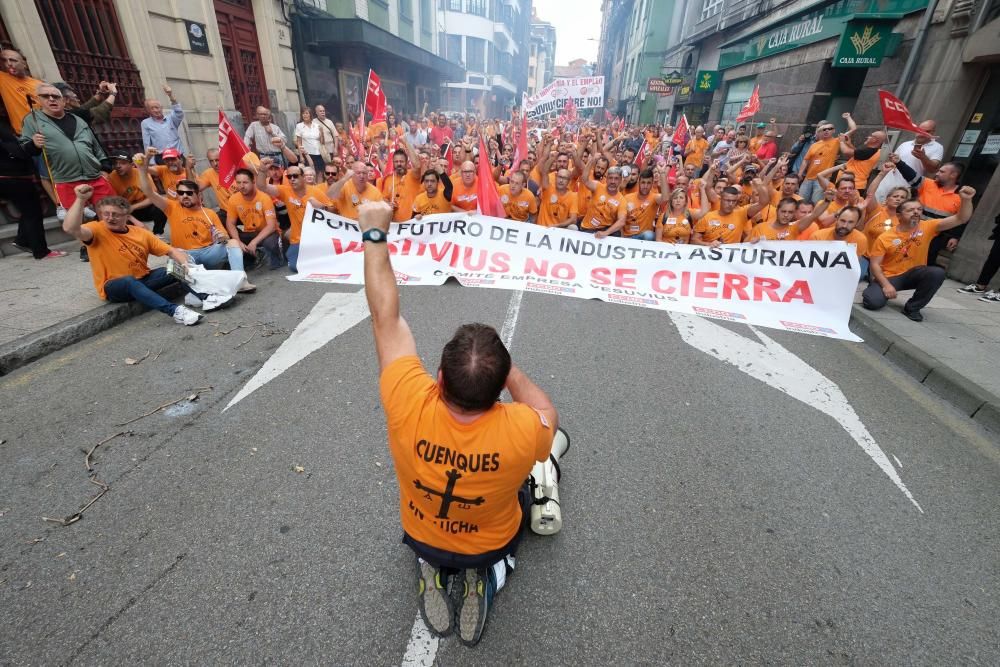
[672,114,690,149]
[476,136,504,217]
[365,69,386,122]
[735,84,760,122]
[217,109,253,187]
[634,138,650,166]
[877,90,930,135]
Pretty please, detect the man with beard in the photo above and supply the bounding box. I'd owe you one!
[380,138,423,222]
[107,152,166,232]
[257,158,331,272]
[811,206,870,277]
[412,161,453,218]
[604,167,668,241]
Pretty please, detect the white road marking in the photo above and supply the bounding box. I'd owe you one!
[401,288,525,665]
[669,312,923,513]
[892,454,903,468]
[400,616,438,667]
[223,290,370,412]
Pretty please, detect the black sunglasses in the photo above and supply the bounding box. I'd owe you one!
[176,190,196,196]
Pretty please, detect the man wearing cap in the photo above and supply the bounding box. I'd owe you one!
[749,122,768,154]
[141,85,184,158]
[107,152,167,233]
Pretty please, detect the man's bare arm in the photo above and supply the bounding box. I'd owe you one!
[506,365,558,434]
[358,201,417,370]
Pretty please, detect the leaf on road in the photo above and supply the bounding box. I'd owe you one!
[293,465,305,474]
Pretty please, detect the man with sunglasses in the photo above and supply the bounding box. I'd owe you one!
[864,187,976,321]
[256,159,331,272]
[797,120,840,204]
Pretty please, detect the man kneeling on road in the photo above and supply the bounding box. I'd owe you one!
[62,184,207,325]
[359,201,559,646]
[863,186,976,321]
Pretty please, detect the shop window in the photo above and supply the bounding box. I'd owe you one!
[721,77,755,124]
[700,0,723,20]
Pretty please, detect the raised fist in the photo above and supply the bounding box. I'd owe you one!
[958,185,976,200]
[823,189,836,202]
[75,184,94,200]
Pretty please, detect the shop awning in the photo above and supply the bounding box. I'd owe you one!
[299,17,465,81]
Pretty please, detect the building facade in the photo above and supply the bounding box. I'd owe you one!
[528,10,556,97]
[1,0,303,160]
[438,0,530,115]
[291,0,462,122]
[656,0,1000,284]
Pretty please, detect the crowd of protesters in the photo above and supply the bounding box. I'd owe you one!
[1,39,996,324]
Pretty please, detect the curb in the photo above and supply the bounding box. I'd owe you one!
[0,284,183,376]
[850,305,1000,435]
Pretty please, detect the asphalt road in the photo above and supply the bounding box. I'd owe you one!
[1,270,998,665]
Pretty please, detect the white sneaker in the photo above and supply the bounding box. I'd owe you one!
[83,206,97,219]
[202,293,234,312]
[237,278,256,293]
[172,305,202,325]
[56,205,67,221]
[184,293,203,308]
[978,290,1000,302]
[957,283,986,294]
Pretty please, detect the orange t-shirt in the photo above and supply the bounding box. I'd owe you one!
[380,172,423,222]
[845,151,882,189]
[622,192,657,237]
[225,190,277,233]
[0,72,43,133]
[657,214,692,243]
[803,138,840,179]
[580,184,626,231]
[693,206,751,243]
[498,185,538,221]
[273,183,332,244]
[917,180,960,217]
[863,205,898,250]
[150,165,187,199]
[451,179,479,211]
[107,169,146,204]
[199,168,239,209]
[870,220,939,277]
[811,226,869,257]
[749,222,801,241]
[336,179,383,220]
[412,188,451,216]
[83,222,171,299]
[684,137,709,167]
[537,187,577,227]
[380,355,552,555]
[162,199,226,250]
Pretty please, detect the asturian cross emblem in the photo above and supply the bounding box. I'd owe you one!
[850,26,881,55]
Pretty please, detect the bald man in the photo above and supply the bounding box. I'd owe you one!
[896,120,943,178]
[141,84,184,156]
[839,113,886,192]
[327,160,383,220]
[451,160,479,212]
[244,106,288,165]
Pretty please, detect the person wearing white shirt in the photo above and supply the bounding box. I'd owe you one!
[294,106,325,172]
[315,105,339,163]
[895,119,943,178]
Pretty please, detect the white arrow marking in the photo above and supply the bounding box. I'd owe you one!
[223,290,370,412]
[669,312,922,513]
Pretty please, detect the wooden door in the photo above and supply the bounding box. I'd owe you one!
[34,0,145,153]
[214,0,268,123]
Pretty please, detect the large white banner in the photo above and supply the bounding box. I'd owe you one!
[289,207,862,341]
[524,77,605,120]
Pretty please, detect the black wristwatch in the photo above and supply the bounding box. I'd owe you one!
[362,229,387,243]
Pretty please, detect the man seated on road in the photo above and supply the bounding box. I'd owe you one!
[692,179,770,247]
[810,206,870,278]
[497,171,538,223]
[412,162,453,218]
[148,148,192,202]
[135,148,254,299]
[603,167,669,241]
[357,200,557,646]
[863,187,976,322]
[198,148,240,217]
[61,184,206,325]
[107,152,167,233]
[224,168,283,270]
[326,160,383,220]
[256,158,331,272]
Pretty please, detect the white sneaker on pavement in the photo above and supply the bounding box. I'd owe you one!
[978,290,1000,303]
[237,278,256,293]
[202,293,234,312]
[172,305,202,325]
[184,293,203,308]
[56,205,67,221]
[957,283,986,294]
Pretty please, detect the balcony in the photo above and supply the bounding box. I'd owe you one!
[491,73,517,93]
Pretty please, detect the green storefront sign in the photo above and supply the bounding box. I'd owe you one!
[719,0,926,69]
[695,70,719,92]
[661,70,685,85]
[832,20,894,66]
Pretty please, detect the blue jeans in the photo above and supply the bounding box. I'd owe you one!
[186,243,245,271]
[859,256,870,282]
[626,230,655,241]
[103,267,200,316]
[798,179,822,204]
[286,243,299,273]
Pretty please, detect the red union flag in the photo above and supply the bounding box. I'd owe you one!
[476,135,504,217]
[365,69,386,121]
[877,89,929,135]
[673,114,690,148]
[735,84,760,122]
[217,109,254,187]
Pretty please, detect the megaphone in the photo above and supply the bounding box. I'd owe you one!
[530,427,570,535]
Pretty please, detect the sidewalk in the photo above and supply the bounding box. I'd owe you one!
[850,278,1000,434]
